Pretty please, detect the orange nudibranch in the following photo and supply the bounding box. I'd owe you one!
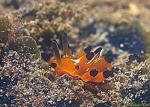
[48,34,113,83]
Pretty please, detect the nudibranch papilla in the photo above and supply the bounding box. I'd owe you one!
[48,34,113,83]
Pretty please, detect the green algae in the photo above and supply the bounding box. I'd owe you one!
[0,16,11,43]
[18,36,41,61]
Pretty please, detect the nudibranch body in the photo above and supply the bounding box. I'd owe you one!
[49,35,113,83]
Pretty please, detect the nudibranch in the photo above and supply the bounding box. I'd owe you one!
[48,34,113,83]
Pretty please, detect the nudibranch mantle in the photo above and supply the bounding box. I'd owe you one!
[49,34,113,83]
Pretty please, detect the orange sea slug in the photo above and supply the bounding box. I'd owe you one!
[48,34,113,83]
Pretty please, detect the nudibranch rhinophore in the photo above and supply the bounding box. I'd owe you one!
[48,34,113,83]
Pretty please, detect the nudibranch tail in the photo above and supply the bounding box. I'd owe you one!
[76,47,112,83]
